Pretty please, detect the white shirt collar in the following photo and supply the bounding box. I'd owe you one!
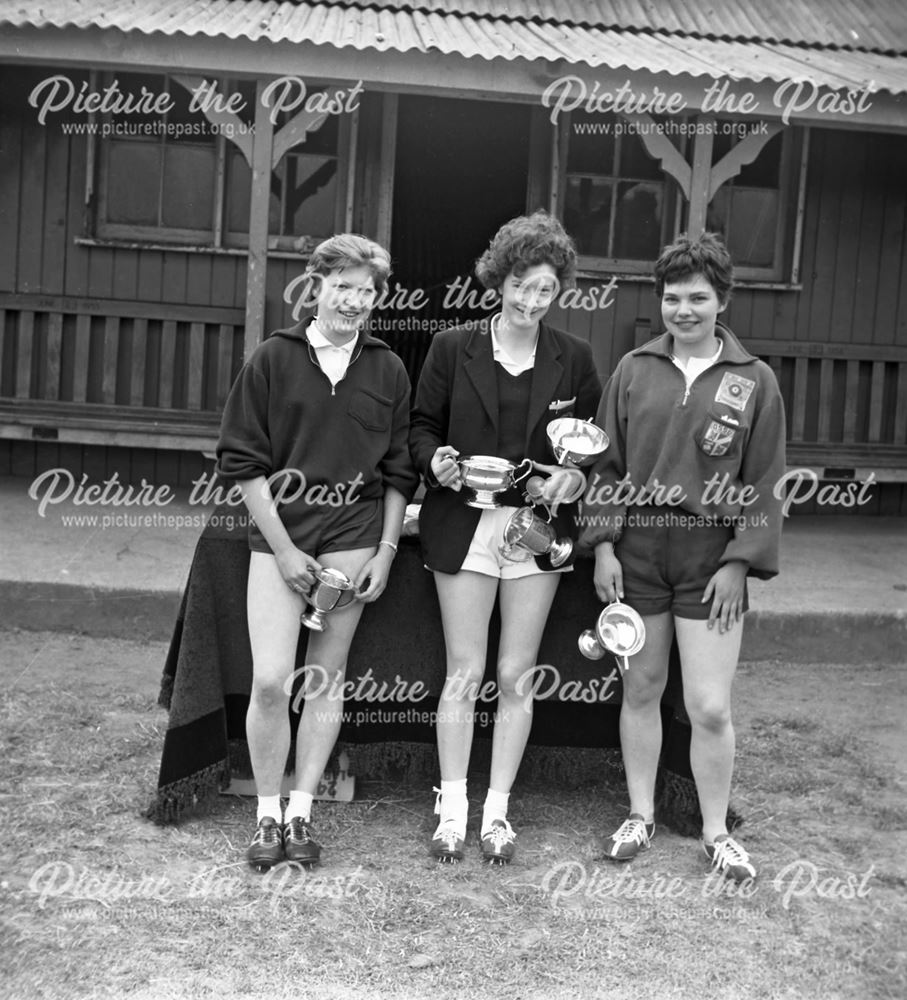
[307,320,356,353]
[490,316,537,375]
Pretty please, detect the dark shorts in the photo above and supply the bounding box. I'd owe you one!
[616,507,749,620]
[251,498,383,557]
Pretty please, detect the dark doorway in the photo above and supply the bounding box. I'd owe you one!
[378,95,531,382]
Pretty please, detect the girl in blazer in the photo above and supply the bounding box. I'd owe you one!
[410,212,601,863]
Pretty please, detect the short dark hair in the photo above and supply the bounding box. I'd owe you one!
[653,232,733,304]
[475,211,577,290]
[304,233,392,294]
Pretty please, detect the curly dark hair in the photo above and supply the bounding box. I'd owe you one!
[653,232,734,304]
[475,211,577,290]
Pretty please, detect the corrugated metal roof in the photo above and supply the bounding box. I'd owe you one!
[2,1,906,95]
[306,0,907,54]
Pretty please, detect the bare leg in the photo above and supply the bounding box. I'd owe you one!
[432,570,498,780]
[674,616,743,842]
[490,572,562,793]
[246,551,306,797]
[617,612,674,822]
[293,547,376,794]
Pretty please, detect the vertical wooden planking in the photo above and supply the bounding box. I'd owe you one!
[873,136,907,349]
[18,123,47,293]
[829,135,865,345]
[87,245,115,299]
[72,313,91,403]
[15,312,34,398]
[851,133,884,346]
[816,358,834,443]
[101,316,119,403]
[45,312,63,401]
[790,356,808,442]
[186,322,205,409]
[43,124,69,296]
[0,309,8,395]
[0,118,21,291]
[131,317,148,406]
[867,361,885,442]
[185,254,212,307]
[137,248,164,303]
[112,246,140,301]
[216,323,234,406]
[894,363,907,446]
[159,319,177,408]
[842,360,860,443]
[64,132,90,297]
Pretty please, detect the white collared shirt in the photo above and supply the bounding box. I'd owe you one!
[307,321,356,387]
[671,337,723,391]
[491,317,537,376]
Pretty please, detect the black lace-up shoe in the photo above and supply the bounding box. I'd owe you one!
[246,817,285,870]
[284,817,321,866]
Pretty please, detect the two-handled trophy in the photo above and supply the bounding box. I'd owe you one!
[577,601,647,673]
[498,417,609,566]
[300,567,360,632]
[457,456,533,509]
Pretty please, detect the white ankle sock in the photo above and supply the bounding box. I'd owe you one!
[285,790,314,823]
[256,794,283,824]
[435,779,468,828]
[482,788,510,834]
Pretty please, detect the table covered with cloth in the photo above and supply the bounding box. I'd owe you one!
[147,507,713,835]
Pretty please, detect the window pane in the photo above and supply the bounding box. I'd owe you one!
[161,144,216,230]
[106,142,161,224]
[613,180,663,260]
[282,154,337,237]
[737,131,782,188]
[567,112,616,174]
[564,176,612,256]
[105,72,165,131]
[166,76,216,145]
[726,188,778,267]
[619,133,662,181]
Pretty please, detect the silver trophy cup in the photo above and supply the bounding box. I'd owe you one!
[577,601,646,672]
[546,417,610,468]
[300,567,359,632]
[499,506,573,568]
[458,455,531,509]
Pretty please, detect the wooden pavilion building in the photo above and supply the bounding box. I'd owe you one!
[1,0,906,511]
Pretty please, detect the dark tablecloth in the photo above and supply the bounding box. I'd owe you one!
[147,509,708,833]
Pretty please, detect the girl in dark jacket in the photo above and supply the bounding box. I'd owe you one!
[410,212,601,863]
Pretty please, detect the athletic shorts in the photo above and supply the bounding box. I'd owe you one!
[616,507,749,620]
[251,498,383,557]
[459,506,573,580]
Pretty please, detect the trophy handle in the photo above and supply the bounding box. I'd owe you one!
[511,458,534,486]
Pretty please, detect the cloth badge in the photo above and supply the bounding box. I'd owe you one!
[548,396,576,411]
[701,419,736,456]
[715,372,755,411]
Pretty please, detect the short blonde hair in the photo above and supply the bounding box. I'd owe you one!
[304,233,392,293]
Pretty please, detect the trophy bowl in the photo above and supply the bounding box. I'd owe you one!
[458,455,519,509]
[547,418,609,467]
[500,506,573,568]
[300,567,359,632]
[577,601,646,670]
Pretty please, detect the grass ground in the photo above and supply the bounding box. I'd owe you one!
[1,629,905,1000]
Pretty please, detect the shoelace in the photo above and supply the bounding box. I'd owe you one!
[612,818,650,846]
[711,837,753,873]
[286,818,312,843]
[483,821,515,849]
[432,819,464,850]
[255,821,281,845]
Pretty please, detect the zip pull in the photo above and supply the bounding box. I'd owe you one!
[331,384,336,397]
[682,385,690,406]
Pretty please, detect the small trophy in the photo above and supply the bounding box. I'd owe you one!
[499,506,573,568]
[577,601,646,673]
[300,568,359,632]
[458,456,532,509]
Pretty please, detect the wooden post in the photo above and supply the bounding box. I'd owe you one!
[244,79,275,359]
[686,118,714,235]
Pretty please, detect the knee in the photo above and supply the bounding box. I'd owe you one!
[686,697,732,734]
[621,674,665,710]
[251,670,292,710]
[496,658,533,698]
[442,657,485,701]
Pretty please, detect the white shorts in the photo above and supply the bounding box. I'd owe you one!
[459,506,573,580]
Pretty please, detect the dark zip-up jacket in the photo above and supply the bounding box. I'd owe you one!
[579,323,786,579]
[216,317,418,552]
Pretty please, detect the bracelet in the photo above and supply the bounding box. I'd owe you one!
[378,539,398,554]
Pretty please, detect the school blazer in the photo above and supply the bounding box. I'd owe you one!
[409,319,602,573]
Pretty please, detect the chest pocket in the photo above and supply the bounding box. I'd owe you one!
[696,409,745,459]
[348,388,392,432]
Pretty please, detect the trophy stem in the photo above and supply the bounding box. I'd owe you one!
[300,609,328,631]
[466,489,501,509]
[548,538,573,568]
